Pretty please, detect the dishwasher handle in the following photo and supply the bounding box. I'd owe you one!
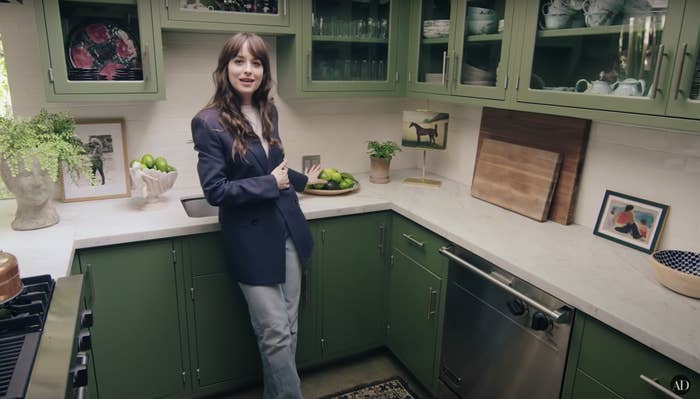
[439,246,571,324]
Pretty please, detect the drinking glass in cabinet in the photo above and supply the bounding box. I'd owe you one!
[180,0,279,14]
[59,1,143,81]
[531,0,668,98]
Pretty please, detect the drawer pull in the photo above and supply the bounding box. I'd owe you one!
[402,233,424,248]
[639,374,683,399]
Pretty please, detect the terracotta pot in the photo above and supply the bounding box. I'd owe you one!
[369,156,391,184]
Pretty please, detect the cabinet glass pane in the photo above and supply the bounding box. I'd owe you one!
[690,55,700,101]
[529,0,668,98]
[179,0,280,15]
[311,0,390,81]
[59,0,143,81]
[460,0,507,87]
[417,0,451,84]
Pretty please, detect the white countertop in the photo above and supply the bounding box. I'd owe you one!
[1,169,698,374]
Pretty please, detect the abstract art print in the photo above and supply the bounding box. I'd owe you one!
[60,119,130,202]
[593,190,669,253]
[401,110,449,150]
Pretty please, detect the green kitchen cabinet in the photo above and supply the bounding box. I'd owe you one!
[406,0,516,101]
[178,233,262,394]
[387,214,448,393]
[159,0,293,34]
[34,0,165,102]
[76,239,190,399]
[277,0,406,98]
[515,0,684,116]
[561,313,700,399]
[666,0,700,119]
[316,212,389,360]
[296,221,322,368]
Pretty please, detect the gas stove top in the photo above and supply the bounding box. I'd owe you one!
[0,275,54,399]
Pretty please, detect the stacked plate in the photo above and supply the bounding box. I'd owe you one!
[423,19,450,38]
[461,62,496,86]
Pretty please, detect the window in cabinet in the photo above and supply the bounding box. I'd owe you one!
[415,0,452,87]
[516,0,683,115]
[163,0,290,28]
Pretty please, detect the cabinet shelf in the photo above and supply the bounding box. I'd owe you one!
[537,24,664,38]
[465,33,503,42]
[311,35,388,44]
[421,37,449,45]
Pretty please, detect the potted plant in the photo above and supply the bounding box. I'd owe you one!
[367,140,401,184]
[0,110,89,230]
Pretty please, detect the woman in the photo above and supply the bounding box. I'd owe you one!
[191,32,321,399]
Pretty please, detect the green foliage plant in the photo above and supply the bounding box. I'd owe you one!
[0,110,90,183]
[367,140,401,160]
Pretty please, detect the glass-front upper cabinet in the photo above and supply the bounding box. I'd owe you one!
[37,0,162,100]
[516,0,685,115]
[406,0,515,100]
[302,0,400,92]
[666,0,700,119]
[163,0,290,29]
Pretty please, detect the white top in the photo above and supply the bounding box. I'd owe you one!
[241,105,269,156]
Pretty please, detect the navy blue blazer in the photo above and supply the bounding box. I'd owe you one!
[191,106,313,285]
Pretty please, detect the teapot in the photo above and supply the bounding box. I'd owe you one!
[612,78,646,96]
[576,72,618,95]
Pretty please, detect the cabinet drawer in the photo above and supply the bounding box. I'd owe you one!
[392,215,448,277]
[571,370,623,399]
[579,316,699,398]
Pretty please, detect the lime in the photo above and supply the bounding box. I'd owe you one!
[312,183,325,189]
[155,157,169,172]
[322,168,337,176]
[340,172,356,181]
[140,154,155,169]
[330,172,342,183]
[166,165,177,172]
[339,180,352,190]
[319,171,331,181]
[129,160,141,169]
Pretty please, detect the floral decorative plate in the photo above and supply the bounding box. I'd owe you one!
[67,23,142,81]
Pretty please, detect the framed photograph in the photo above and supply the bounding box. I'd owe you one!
[401,110,449,150]
[593,190,669,253]
[61,119,130,202]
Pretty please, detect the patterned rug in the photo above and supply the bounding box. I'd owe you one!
[319,376,419,399]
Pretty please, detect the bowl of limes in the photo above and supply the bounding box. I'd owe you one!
[305,168,359,196]
[129,154,178,203]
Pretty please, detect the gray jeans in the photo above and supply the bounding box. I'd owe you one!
[239,238,303,399]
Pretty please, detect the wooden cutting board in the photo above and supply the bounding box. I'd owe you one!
[471,139,562,222]
[478,108,591,225]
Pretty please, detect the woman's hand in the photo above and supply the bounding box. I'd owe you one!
[304,164,326,185]
[271,159,290,190]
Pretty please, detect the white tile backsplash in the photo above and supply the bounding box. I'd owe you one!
[1,2,699,251]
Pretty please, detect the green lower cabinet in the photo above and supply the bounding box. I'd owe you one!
[562,314,700,399]
[77,240,189,399]
[387,248,443,393]
[317,213,389,360]
[296,221,321,368]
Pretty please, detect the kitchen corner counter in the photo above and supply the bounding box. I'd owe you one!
[1,169,698,374]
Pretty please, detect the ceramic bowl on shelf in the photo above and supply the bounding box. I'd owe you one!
[424,73,443,84]
[649,250,700,298]
[467,18,498,34]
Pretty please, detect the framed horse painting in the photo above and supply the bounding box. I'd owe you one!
[401,110,449,150]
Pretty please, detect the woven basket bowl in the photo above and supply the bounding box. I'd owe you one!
[649,250,700,299]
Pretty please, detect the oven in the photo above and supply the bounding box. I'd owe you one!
[437,246,574,399]
[0,272,92,399]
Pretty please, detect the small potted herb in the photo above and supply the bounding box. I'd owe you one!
[367,140,401,184]
[0,110,89,230]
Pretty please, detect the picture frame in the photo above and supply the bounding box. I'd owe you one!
[593,190,669,254]
[401,110,449,150]
[61,119,130,202]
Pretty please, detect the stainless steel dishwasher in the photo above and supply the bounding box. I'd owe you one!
[437,246,574,399]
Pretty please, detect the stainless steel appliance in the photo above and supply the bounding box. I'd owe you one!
[438,246,574,399]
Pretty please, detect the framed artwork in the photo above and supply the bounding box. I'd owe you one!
[401,110,449,150]
[61,119,130,202]
[593,190,669,254]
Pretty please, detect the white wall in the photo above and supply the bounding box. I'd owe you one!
[2,2,699,252]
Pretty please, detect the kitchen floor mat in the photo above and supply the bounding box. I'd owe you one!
[318,376,419,399]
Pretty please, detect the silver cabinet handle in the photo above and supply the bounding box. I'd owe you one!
[439,246,571,323]
[672,43,688,100]
[441,50,447,86]
[649,44,665,99]
[639,374,683,399]
[402,233,424,247]
[283,0,287,16]
[426,287,437,320]
[452,52,459,90]
[378,225,385,255]
[142,44,150,82]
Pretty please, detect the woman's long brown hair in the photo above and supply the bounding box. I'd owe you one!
[207,33,280,160]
